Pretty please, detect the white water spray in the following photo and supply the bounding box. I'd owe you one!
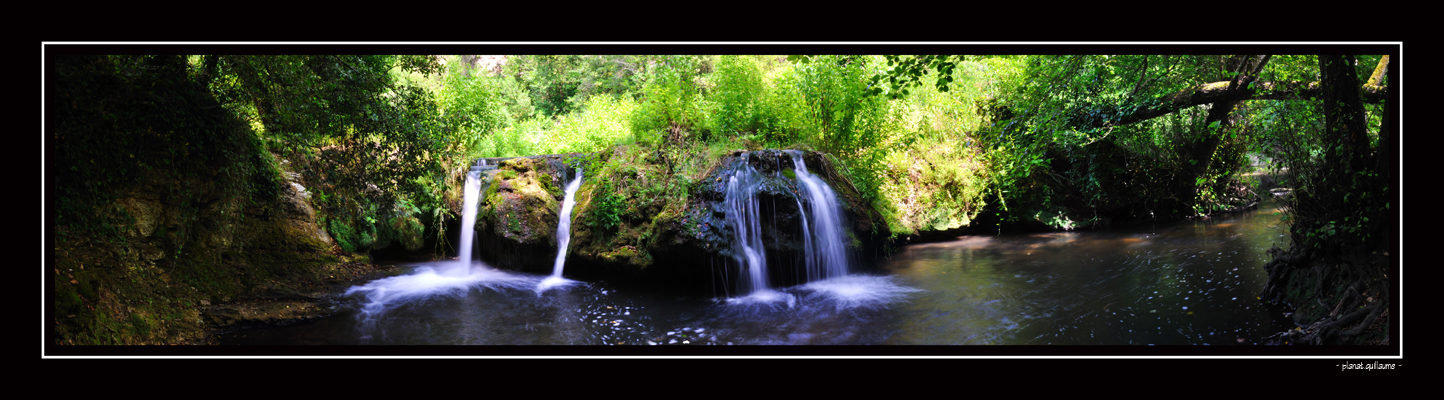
[538,168,584,293]
[345,261,539,342]
[718,151,875,306]
[456,167,483,273]
[788,150,851,281]
[724,154,772,295]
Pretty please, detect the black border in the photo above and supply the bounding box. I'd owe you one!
[43,42,1402,362]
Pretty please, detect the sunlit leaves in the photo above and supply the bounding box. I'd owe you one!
[868,55,963,99]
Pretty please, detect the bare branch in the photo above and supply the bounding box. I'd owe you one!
[1130,55,1149,97]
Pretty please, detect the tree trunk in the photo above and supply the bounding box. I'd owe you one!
[1321,55,1373,172]
[1174,55,1271,209]
[1258,55,1393,345]
[1376,57,1395,255]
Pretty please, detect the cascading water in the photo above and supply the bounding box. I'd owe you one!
[718,150,919,309]
[785,151,918,309]
[788,150,851,281]
[538,168,584,293]
[345,158,539,342]
[456,165,484,272]
[551,168,584,277]
[725,151,854,297]
[725,155,772,296]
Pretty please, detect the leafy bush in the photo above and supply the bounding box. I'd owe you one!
[551,95,639,153]
[629,56,713,144]
[469,95,638,158]
[711,55,766,135]
[754,62,811,147]
[439,59,510,153]
[503,55,650,118]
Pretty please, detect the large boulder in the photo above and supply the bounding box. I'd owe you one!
[468,148,889,293]
[472,156,569,272]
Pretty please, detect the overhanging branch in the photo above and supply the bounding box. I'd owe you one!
[1071,80,1388,129]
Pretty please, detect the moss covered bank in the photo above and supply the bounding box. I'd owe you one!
[51,55,410,346]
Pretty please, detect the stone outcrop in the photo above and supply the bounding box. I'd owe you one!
[472,156,574,272]
[466,149,889,292]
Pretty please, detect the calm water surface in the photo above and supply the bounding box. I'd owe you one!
[221,206,1295,347]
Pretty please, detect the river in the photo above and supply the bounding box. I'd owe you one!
[219,204,1296,351]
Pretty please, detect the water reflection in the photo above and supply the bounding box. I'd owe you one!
[882,206,1293,345]
[220,207,1295,347]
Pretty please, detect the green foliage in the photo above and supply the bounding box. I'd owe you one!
[552,96,640,153]
[1240,55,1388,255]
[588,180,626,232]
[472,95,638,158]
[55,55,282,240]
[439,58,510,152]
[504,55,651,118]
[969,55,1282,224]
[753,62,811,147]
[712,55,766,134]
[629,55,713,144]
[330,218,358,253]
[790,55,889,159]
[372,198,426,252]
[866,55,964,99]
[507,55,575,117]
[201,55,455,239]
[866,56,1002,235]
[748,55,898,213]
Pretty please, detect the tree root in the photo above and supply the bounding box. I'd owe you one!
[1261,244,1390,345]
[1302,301,1383,345]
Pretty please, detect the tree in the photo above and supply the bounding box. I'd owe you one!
[1255,54,1392,345]
[863,55,963,99]
[203,55,452,247]
[977,54,1391,217]
[963,53,1395,343]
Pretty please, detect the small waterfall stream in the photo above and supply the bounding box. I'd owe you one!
[789,150,851,282]
[724,153,772,296]
[538,168,584,293]
[344,160,545,343]
[456,164,484,272]
[721,150,867,305]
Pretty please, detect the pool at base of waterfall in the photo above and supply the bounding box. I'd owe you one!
[219,206,1297,348]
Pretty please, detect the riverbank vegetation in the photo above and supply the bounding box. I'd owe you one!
[50,50,1396,346]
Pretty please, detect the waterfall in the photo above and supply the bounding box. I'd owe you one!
[725,154,772,294]
[348,158,551,342]
[721,151,858,301]
[551,168,584,278]
[788,150,851,281]
[456,166,483,273]
[538,168,583,293]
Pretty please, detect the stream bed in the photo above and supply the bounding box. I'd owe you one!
[220,205,1296,349]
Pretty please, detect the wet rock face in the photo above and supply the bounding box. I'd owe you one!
[467,150,889,291]
[473,156,569,273]
[686,150,806,256]
[685,150,884,240]
[673,149,888,287]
